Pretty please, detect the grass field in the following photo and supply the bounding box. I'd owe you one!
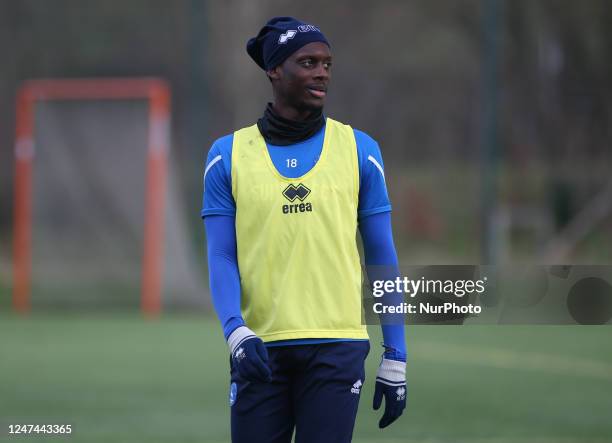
[1,313,611,443]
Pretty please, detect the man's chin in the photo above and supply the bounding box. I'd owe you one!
[301,98,325,112]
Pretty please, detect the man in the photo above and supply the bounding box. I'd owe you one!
[202,17,406,443]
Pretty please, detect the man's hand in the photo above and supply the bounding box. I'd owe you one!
[227,326,272,382]
[373,356,406,428]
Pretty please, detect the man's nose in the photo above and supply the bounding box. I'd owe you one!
[313,63,329,80]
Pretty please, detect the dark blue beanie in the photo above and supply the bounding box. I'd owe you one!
[246,17,330,71]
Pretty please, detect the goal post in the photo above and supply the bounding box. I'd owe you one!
[12,78,171,317]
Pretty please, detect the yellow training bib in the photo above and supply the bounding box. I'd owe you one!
[231,118,368,342]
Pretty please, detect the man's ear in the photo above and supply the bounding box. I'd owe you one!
[267,66,281,81]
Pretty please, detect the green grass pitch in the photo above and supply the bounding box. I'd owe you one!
[1,313,611,443]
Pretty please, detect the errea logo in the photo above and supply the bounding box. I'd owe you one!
[235,347,246,361]
[351,379,362,395]
[396,386,406,401]
[282,183,310,202]
[278,30,297,44]
[278,25,320,44]
[298,24,320,33]
[282,184,313,214]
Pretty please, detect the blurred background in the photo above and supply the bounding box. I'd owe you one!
[1,1,611,442]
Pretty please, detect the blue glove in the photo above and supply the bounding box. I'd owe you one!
[373,355,407,428]
[227,326,272,382]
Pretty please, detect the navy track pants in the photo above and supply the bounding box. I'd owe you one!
[229,341,370,443]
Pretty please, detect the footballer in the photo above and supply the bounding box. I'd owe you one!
[202,17,407,443]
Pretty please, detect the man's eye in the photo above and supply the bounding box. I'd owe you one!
[324,62,332,69]
[301,60,313,67]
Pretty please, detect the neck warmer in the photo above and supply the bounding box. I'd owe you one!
[257,103,325,146]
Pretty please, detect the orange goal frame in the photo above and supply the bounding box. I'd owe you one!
[13,78,171,317]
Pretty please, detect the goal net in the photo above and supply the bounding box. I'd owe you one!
[12,78,203,313]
